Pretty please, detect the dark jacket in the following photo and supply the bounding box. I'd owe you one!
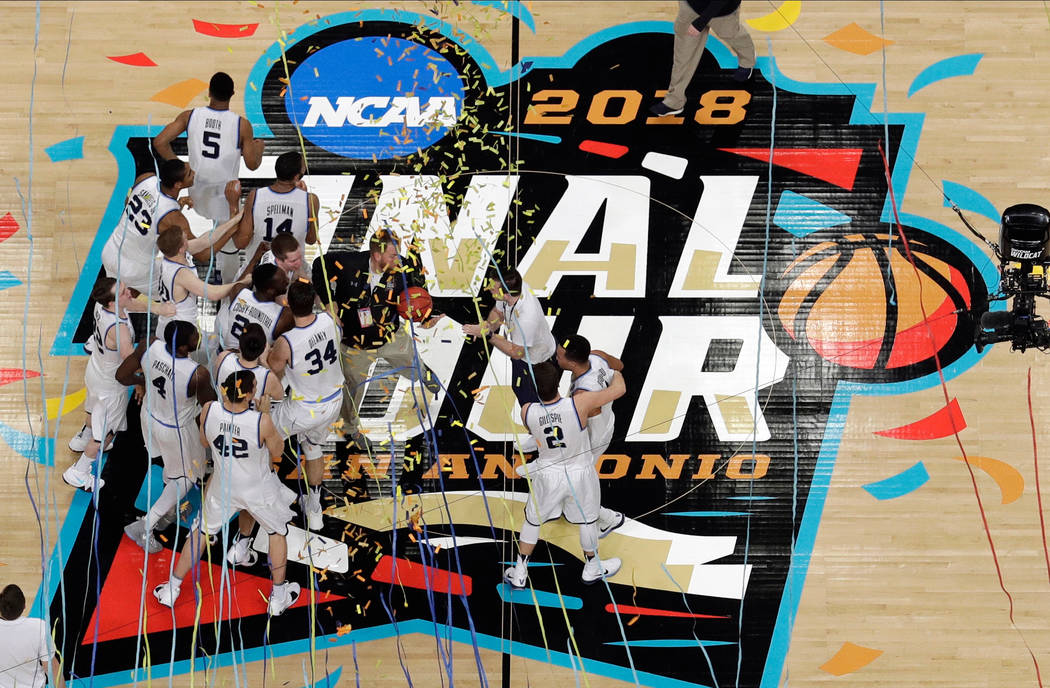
[686,0,741,31]
[311,250,422,349]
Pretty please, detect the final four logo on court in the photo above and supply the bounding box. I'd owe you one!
[54,10,998,688]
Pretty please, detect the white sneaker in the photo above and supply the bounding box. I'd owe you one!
[124,518,162,554]
[268,582,301,616]
[153,580,181,608]
[68,425,90,453]
[597,511,625,539]
[62,465,105,492]
[581,556,622,585]
[503,562,528,589]
[299,494,323,531]
[226,536,258,566]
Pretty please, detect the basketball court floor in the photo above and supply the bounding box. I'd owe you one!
[3,2,1050,687]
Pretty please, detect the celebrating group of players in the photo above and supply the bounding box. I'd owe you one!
[63,72,628,618]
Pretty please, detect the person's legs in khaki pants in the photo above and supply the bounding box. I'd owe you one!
[339,326,421,441]
[709,7,755,70]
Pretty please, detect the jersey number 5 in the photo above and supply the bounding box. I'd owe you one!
[201,130,221,159]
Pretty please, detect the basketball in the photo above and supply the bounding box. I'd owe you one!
[398,286,434,322]
[778,233,972,370]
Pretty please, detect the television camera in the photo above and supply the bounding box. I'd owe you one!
[973,203,1050,353]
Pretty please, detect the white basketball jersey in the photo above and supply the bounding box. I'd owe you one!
[203,403,272,487]
[280,312,342,403]
[186,107,242,221]
[87,303,134,387]
[141,340,201,428]
[569,354,616,451]
[216,352,271,406]
[245,186,309,264]
[524,396,590,470]
[156,258,197,334]
[105,176,180,267]
[222,291,285,350]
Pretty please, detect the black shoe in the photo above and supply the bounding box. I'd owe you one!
[649,102,684,117]
[733,66,753,82]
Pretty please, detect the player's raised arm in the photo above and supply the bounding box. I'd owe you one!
[115,339,149,388]
[591,349,624,372]
[153,110,192,161]
[240,116,265,170]
[573,370,626,422]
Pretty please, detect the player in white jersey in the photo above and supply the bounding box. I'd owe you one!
[154,72,265,283]
[259,232,310,285]
[116,321,216,553]
[218,263,292,351]
[557,333,626,539]
[268,280,343,531]
[153,370,301,617]
[154,221,250,335]
[63,278,136,492]
[233,151,318,279]
[215,323,285,408]
[504,361,626,589]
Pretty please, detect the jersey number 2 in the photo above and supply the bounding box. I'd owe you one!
[543,425,566,449]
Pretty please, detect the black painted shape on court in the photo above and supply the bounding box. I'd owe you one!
[59,21,988,688]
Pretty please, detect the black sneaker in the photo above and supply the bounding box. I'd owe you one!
[649,102,684,117]
[733,66,754,82]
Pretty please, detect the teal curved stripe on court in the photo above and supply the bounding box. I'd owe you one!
[605,639,735,648]
[491,131,562,144]
[942,180,999,224]
[496,583,583,610]
[773,190,851,237]
[862,461,930,500]
[299,666,341,688]
[0,270,22,292]
[471,1,536,32]
[44,136,85,162]
[907,54,983,97]
[0,422,54,466]
[666,511,749,517]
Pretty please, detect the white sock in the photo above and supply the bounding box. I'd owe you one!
[145,478,192,531]
[74,453,94,473]
[170,573,183,588]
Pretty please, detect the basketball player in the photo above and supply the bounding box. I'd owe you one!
[63,277,136,492]
[259,232,310,283]
[216,323,286,566]
[101,159,209,307]
[153,72,265,282]
[556,334,626,538]
[268,280,343,531]
[233,151,318,278]
[154,218,251,336]
[503,361,625,589]
[153,371,300,617]
[115,321,216,553]
[218,263,293,351]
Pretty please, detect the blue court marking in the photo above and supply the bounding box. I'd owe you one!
[471,1,536,32]
[665,511,749,517]
[0,421,54,465]
[907,54,983,98]
[46,15,1005,688]
[773,190,851,237]
[605,639,735,649]
[861,461,930,500]
[727,496,773,501]
[942,180,999,224]
[501,561,563,567]
[133,464,202,528]
[491,131,562,144]
[0,270,22,291]
[497,583,583,610]
[299,665,342,688]
[44,136,85,162]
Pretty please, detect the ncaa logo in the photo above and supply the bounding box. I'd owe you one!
[284,36,464,159]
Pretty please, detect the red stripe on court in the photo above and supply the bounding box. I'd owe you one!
[371,555,472,596]
[0,213,19,243]
[579,140,629,159]
[605,603,729,619]
[106,53,157,67]
[0,369,40,386]
[873,398,966,439]
[192,19,259,38]
[719,148,863,189]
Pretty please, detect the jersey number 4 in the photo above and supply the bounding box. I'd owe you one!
[543,425,567,449]
[212,434,249,459]
[304,339,337,375]
[262,216,293,242]
[152,375,167,399]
